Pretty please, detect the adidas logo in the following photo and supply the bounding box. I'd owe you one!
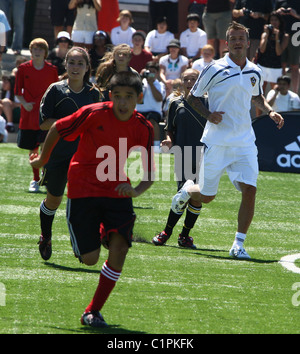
[277,135,300,168]
[284,135,300,152]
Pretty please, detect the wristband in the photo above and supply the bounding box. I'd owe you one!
[268,109,274,115]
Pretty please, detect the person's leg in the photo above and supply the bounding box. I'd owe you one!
[11,0,25,52]
[237,183,256,235]
[83,233,128,314]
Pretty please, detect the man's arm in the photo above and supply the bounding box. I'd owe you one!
[186,92,224,124]
[252,94,284,129]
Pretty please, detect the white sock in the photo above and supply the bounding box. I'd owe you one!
[233,232,246,248]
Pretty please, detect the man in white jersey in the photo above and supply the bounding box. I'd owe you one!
[171,21,284,259]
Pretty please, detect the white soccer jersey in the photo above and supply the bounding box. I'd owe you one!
[111,26,136,47]
[191,54,263,147]
[179,28,207,57]
[145,30,174,54]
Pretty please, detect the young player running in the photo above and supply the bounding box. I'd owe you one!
[36,47,100,260]
[30,72,155,327]
[152,68,206,249]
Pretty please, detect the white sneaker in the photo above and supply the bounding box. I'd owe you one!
[229,245,251,259]
[29,180,39,193]
[171,179,194,214]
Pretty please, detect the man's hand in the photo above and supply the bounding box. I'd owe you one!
[269,111,284,129]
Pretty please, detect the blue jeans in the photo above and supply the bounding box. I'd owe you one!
[0,0,25,51]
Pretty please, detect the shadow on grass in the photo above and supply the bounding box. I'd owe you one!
[44,262,100,274]
[47,325,147,334]
[192,250,279,264]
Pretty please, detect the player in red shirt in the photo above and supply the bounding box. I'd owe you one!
[15,38,58,192]
[30,71,155,327]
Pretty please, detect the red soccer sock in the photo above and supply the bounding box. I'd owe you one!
[32,166,40,182]
[85,260,121,313]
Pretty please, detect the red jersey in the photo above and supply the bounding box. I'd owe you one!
[56,101,155,199]
[129,50,153,74]
[15,60,58,130]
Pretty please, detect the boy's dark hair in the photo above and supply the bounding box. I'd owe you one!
[108,71,143,95]
[187,13,200,23]
[277,75,291,85]
[145,61,159,71]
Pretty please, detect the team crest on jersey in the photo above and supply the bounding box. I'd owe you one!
[250,77,256,87]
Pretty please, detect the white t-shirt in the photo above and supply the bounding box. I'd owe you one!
[191,54,263,147]
[159,54,189,80]
[266,89,300,112]
[145,30,174,54]
[179,28,207,58]
[136,78,166,115]
[0,116,8,143]
[192,58,214,74]
[111,26,136,47]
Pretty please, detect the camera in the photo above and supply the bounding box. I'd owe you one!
[243,9,252,17]
[267,24,273,32]
[142,70,155,79]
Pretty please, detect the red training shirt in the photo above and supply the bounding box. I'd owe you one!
[56,101,155,199]
[15,60,58,130]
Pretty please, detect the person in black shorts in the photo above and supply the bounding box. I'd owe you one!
[50,0,76,41]
[30,71,155,328]
[152,68,206,249]
[35,46,100,260]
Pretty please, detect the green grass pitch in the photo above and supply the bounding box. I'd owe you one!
[0,143,300,334]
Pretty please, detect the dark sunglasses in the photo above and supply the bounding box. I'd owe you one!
[58,38,69,43]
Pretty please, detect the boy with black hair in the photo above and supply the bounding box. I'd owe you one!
[180,13,207,64]
[30,71,155,327]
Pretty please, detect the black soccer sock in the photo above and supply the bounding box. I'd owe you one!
[40,200,57,240]
[181,203,202,238]
[164,209,183,236]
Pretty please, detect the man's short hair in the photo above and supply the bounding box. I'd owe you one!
[226,21,250,42]
[108,72,143,95]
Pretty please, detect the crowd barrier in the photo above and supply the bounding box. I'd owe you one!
[253,111,300,174]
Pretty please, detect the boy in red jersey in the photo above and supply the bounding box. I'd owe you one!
[15,38,58,192]
[30,72,155,327]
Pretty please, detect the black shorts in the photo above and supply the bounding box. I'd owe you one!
[50,0,76,27]
[66,197,136,260]
[39,162,69,197]
[17,129,46,150]
[140,111,162,124]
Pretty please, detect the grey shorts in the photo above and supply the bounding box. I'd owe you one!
[202,10,232,40]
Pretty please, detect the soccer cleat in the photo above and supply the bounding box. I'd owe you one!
[171,179,194,214]
[81,311,108,328]
[29,180,39,193]
[178,234,197,249]
[38,235,52,260]
[152,231,170,246]
[6,124,15,133]
[229,245,251,259]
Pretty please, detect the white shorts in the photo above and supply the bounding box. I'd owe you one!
[257,65,283,84]
[71,30,94,44]
[198,145,259,196]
